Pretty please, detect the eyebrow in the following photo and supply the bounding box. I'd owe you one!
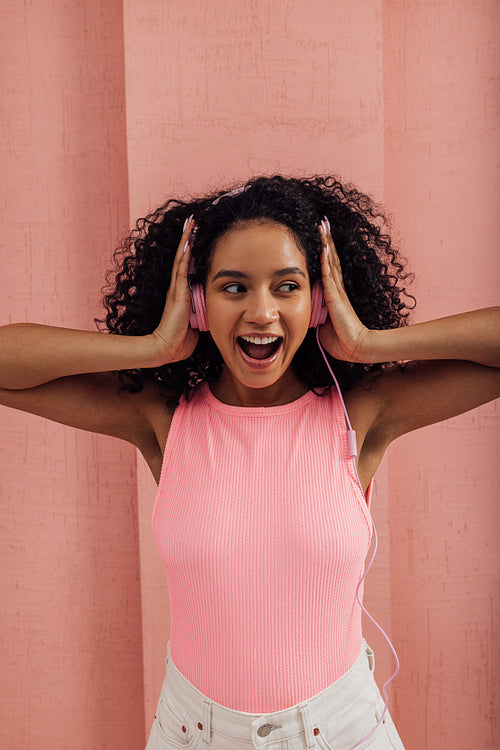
[211,266,307,282]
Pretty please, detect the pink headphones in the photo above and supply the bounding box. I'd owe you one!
[189,277,328,331]
[187,185,328,331]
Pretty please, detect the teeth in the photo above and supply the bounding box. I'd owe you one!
[240,335,279,345]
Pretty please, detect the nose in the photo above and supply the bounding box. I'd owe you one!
[242,289,279,325]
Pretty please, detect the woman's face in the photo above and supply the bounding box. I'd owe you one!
[204,220,312,405]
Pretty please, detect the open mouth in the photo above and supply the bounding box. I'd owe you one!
[237,335,283,361]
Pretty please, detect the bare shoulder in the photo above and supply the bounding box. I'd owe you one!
[343,360,500,487]
[342,371,384,441]
[0,372,179,482]
[340,373,386,490]
[133,379,178,480]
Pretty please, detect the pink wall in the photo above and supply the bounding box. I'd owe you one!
[0,1,144,748]
[1,1,498,748]
[383,3,500,746]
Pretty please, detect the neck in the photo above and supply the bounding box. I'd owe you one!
[210,368,308,407]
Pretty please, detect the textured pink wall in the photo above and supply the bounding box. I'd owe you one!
[0,1,144,748]
[125,2,499,747]
[383,2,500,747]
[1,1,498,748]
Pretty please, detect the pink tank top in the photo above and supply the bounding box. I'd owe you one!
[152,382,373,712]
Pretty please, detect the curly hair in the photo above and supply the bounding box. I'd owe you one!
[96,174,415,403]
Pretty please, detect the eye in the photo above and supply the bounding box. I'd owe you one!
[223,282,246,294]
[277,282,299,293]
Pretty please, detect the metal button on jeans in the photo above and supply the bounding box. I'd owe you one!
[257,723,278,737]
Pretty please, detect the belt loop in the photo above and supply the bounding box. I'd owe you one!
[298,704,317,750]
[201,701,212,744]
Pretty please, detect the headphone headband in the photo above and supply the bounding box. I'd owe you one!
[189,280,326,331]
[187,184,327,330]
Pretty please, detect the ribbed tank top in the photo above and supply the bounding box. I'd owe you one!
[152,382,373,712]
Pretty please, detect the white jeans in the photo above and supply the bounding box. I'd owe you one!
[145,640,405,750]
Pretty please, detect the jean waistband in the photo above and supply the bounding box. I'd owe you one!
[163,639,376,748]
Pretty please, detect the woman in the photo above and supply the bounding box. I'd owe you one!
[1,175,498,749]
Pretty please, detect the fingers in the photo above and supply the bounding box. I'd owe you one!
[171,215,196,286]
[179,215,195,259]
[319,217,339,264]
[319,217,345,291]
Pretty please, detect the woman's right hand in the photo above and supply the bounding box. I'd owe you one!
[0,218,200,391]
[149,216,200,365]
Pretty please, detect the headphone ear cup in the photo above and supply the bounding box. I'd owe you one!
[309,281,328,327]
[189,283,209,331]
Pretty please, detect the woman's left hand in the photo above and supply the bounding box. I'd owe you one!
[317,218,370,362]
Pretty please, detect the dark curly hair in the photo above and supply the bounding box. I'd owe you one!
[96,174,415,403]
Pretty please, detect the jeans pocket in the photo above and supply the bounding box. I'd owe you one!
[148,696,202,749]
[314,682,404,750]
[316,718,402,750]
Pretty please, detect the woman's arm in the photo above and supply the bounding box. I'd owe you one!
[318,218,500,369]
[318,219,500,446]
[0,218,197,452]
[0,218,198,391]
[0,323,165,390]
[350,308,499,369]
